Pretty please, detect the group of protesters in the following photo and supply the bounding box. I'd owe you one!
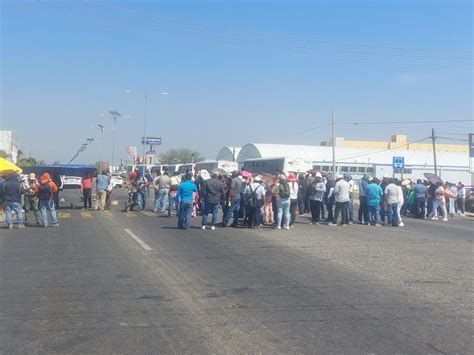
[0,172,61,229]
[143,168,469,230]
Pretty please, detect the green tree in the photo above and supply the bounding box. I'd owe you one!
[17,156,38,167]
[159,148,204,164]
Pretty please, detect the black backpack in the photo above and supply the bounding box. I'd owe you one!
[279,182,290,199]
[246,185,259,208]
[39,182,53,201]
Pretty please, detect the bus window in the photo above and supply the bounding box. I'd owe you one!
[366,167,374,173]
[350,167,357,173]
[357,167,365,173]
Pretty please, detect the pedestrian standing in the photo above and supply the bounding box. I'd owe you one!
[384,178,400,227]
[168,172,181,217]
[273,174,291,230]
[177,173,197,229]
[308,172,325,225]
[51,173,63,209]
[2,173,25,229]
[297,174,307,216]
[35,173,59,227]
[244,176,265,229]
[202,173,225,230]
[413,179,427,218]
[153,171,171,213]
[329,175,350,226]
[81,173,93,209]
[324,173,335,223]
[223,171,242,227]
[288,174,299,228]
[105,171,114,210]
[358,175,369,224]
[456,182,466,216]
[95,171,109,211]
[366,177,383,226]
[431,182,448,221]
[23,173,41,225]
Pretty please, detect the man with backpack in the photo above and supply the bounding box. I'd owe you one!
[3,173,25,229]
[201,173,225,230]
[244,175,265,229]
[308,172,326,225]
[273,174,291,230]
[35,172,59,227]
[23,173,41,225]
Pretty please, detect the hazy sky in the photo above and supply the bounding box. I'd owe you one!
[1,0,472,164]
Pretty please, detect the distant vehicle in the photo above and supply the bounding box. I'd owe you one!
[196,160,238,173]
[243,157,312,175]
[177,163,196,175]
[62,176,82,189]
[111,174,124,188]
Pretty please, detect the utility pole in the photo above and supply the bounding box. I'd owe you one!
[141,92,148,174]
[331,110,336,177]
[431,128,438,175]
[97,124,104,171]
[109,111,122,169]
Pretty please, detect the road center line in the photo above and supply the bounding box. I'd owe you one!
[123,229,153,251]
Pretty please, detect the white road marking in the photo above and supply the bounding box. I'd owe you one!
[123,229,152,251]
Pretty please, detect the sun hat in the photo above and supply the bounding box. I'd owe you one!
[254,175,262,182]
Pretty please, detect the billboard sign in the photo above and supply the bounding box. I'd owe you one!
[142,137,162,146]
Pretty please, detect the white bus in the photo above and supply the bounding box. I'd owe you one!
[243,157,312,175]
[196,160,238,173]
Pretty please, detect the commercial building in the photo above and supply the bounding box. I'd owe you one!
[219,135,472,184]
[0,130,19,163]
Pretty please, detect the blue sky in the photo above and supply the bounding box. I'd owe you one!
[1,0,472,164]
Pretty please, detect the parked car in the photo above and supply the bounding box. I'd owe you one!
[62,176,82,189]
[111,174,124,188]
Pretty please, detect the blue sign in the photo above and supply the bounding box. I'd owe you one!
[393,156,404,169]
[142,137,162,146]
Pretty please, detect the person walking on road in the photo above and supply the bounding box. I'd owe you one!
[105,171,114,210]
[177,173,197,230]
[95,171,109,211]
[366,177,383,226]
[456,182,466,216]
[23,173,41,225]
[288,174,299,228]
[329,175,350,226]
[35,173,59,227]
[81,173,93,209]
[244,175,265,229]
[153,171,171,213]
[2,173,25,229]
[201,173,225,230]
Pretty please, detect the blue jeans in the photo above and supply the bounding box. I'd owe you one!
[223,197,241,226]
[5,201,24,225]
[39,199,58,226]
[276,198,291,228]
[202,201,219,226]
[178,200,193,229]
[368,204,381,224]
[154,188,169,212]
[386,203,399,226]
[168,193,179,217]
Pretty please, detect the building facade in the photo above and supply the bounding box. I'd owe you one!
[0,130,19,163]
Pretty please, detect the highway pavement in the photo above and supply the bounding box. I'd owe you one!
[1,189,473,354]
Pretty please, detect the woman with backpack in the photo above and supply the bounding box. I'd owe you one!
[273,174,291,230]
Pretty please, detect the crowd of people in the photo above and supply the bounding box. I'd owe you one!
[1,166,468,231]
[131,168,469,230]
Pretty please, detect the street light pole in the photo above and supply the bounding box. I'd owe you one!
[142,92,148,173]
[108,111,122,169]
[97,124,104,170]
[331,110,336,177]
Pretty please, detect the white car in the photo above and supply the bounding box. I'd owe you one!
[111,174,123,188]
[62,176,82,189]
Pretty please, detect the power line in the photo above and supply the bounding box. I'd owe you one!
[337,119,474,125]
[83,1,473,55]
[276,123,331,140]
[435,136,469,142]
[41,2,473,68]
[436,131,470,136]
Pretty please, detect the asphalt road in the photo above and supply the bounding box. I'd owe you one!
[1,189,473,354]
